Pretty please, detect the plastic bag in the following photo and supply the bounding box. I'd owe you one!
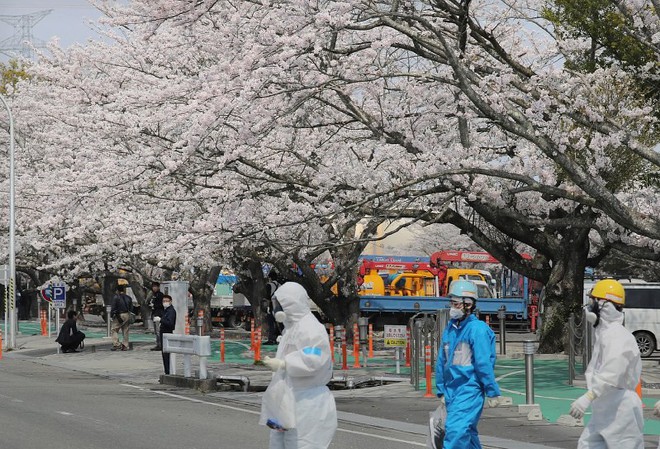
[261,369,296,429]
[426,402,446,449]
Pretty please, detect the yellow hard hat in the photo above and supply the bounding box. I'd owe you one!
[590,279,625,305]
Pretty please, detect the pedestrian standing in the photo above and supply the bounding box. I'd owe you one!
[260,282,336,449]
[568,279,643,449]
[149,282,165,351]
[264,270,281,345]
[157,294,176,375]
[110,285,133,351]
[435,280,502,449]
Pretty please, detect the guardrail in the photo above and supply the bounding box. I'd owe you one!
[163,334,212,380]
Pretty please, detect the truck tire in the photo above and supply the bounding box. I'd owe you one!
[226,314,240,329]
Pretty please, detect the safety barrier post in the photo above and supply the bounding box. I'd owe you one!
[341,328,348,370]
[424,345,433,398]
[220,328,225,363]
[250,318,255,350]
[106,304,112,338]
[41,310,47,336]
[523,340,535,404]
[254,327,262,362]
[637,379,644,406]
[368,323,373,358]
[329,325,335,363]
[530,305,538,333]
[185,315,190,335]
[197,310,204,336]
[352,323,361,368]
[405,327,411,367]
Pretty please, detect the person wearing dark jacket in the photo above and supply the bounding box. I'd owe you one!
[149,282,165,351]
[157,295,177,374]
[56,310,85,353]
[110,285,133,351]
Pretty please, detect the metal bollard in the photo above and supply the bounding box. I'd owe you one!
[106,304,112,338]
[498,305,506,355]
[197,310,204,336]
[523,339,536,404]
[358,317,369,367]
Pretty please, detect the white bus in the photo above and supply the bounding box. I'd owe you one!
[584,279,660,357]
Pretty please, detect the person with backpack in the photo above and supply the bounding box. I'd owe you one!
[110,284,133,351]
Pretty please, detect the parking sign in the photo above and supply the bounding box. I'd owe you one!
[52,283,67,308]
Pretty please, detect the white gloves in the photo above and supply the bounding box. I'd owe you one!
[487,396,500,408]
[153,316,161,323]
[263,356,285,372]
[654,400,660,418]
[569,391,595,419]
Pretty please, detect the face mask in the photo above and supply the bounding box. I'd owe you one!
[163,302,171,308]
[585,300,601,327]
[274,311,287,323]
[449,308,464,320]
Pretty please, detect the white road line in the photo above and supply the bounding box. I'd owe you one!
[122,384,426,446]
[495,371,575,401]
[57,411,73,416]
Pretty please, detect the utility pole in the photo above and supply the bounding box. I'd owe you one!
[0,94,16,349]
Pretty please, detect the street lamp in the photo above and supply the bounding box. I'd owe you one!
[0,93,16,350]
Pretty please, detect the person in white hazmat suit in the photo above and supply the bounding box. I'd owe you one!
[568,279,643,449]
[260,282,337,449]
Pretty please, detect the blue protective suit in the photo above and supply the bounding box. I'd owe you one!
[435,314,501,449]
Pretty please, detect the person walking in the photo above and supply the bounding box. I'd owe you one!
[110,285,133,351]
[149,282,165,351]
[435,279,502,449]
[55,310,86,353]
[155,294,176,374]
[260,282,336,449]
[568,279,643,449]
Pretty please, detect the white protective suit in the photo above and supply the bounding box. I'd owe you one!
[576,301,643,449]
[259,282,337,449]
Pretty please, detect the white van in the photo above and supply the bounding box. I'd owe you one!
[584,279,660,357]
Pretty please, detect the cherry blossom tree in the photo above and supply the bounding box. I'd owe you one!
[5,0,658,349]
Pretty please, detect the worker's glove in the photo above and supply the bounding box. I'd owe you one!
[487,396,501,408]
[569,391,595,419]
[153,316,161,323]
[654,400,660,418]
[263,356,285,372]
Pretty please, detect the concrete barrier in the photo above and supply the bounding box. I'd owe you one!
[163,334,211,379]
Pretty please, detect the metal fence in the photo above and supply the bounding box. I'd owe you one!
[409,309,450,390]
[567,310,593,385]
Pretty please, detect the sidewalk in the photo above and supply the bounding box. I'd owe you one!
[4,319,660,449]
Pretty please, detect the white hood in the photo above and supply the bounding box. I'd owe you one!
[273,282,311,327]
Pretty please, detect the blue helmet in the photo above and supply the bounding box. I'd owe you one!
[448,280,479,301]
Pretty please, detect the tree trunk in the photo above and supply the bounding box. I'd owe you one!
[189,266,221,333]
[538,229,590,353]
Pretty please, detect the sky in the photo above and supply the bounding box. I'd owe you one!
[0,0,104,61]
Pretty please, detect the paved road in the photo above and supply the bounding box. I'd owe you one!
[0,358,428,449]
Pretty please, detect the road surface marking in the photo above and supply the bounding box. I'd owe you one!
[123,384,426,446]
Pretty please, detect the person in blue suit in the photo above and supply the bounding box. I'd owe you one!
[435,280,502,449]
